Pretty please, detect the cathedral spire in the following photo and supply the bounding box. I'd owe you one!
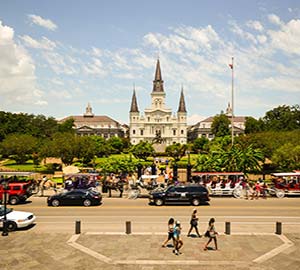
[130,87,139,113]
[178,87,187,113]
[152,59,164,92]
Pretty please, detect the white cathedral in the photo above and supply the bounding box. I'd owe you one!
[129,59,187,149]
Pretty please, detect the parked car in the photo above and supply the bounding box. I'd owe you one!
[149,184,210,206]
[0,206,36,231]
[47,188,102,207]
[0,182,34,205]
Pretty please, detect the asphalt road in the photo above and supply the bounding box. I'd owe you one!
[11,194,300,234]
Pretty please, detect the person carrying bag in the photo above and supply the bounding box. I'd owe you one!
[204,218,218,250]
[187,208,201,237]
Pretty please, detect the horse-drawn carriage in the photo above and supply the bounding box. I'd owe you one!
[127,175,164,199]
[64,173,99,190]
[270,172,300,198]
[192,172,245,198]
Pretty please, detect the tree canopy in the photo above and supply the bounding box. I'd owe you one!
[211,113,231,137]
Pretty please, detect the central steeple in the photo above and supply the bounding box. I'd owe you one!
[152,59,164,92]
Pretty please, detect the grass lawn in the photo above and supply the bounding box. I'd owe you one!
[2,159,48,172]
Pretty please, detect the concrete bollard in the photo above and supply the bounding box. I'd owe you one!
[75,220,81,234]
[126,221,131,234]
[225,221,231,235]
[276,222,282,235]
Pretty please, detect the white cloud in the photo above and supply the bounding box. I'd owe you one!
[43,52,77,74]
[257,35,267,44]
[83,57,107,76]
[187,114,206,125]
[0,21,47,107]
[268,14,282,26]
[28,14,57,31]
[144,25,222,54]
[91,47,102,57]
[49,89,72,99]
[229,21,257,44]
[246,20,264,32]
[50,78,64,85]
[20,35,56,50]
[268,19,300,55]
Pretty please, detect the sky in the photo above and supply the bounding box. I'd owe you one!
[1,0,300,125]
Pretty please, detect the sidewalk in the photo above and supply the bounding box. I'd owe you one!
[1,230,299,270]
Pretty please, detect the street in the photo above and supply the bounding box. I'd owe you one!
[12,194,300,234]
[2,193,300,270]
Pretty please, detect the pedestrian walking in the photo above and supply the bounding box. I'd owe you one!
[161,218,175,248]
[204,218,218,251]
[187,208,202,237]
[173,220,183,255]
[261,181,268,199]
[254,181,261,199]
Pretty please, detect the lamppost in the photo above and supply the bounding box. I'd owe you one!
[2,179,9,236]
[186,151,192,182]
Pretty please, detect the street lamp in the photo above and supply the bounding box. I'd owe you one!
[2,179,9,236]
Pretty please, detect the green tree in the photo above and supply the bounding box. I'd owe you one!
[58,118,75,133]
[244,117,264,134]
[165,143,188,162]
[97,157,138,174]
[195,144,264,174]
[131,141,154,160]
[192,137,209,153]
[90,136,112,157]
[272,143,300,171]
[0,134,38,164]
[50,133,77,165]
[263,105,300,131]
[211,113,230,137]
[107,136,124,154]
[76,136,97,165]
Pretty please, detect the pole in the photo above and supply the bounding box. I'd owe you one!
[231,57,234,146]
[2,182,8,236]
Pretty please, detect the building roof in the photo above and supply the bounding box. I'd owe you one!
[60,115,120,125]
[201,116,247,123]
[152,59,164,92]
[177,88,187,113]
[130,89,139,113]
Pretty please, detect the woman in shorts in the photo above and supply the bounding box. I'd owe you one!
[204,218,218,251]
[162,218,175,248]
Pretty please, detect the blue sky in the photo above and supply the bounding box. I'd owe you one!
[1,0,300,124]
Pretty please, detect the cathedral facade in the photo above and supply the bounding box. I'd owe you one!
[129,59,187,148]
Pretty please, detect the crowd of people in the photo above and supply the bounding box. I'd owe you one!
[161,209,218,255]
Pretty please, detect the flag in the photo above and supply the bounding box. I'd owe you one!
[229,63,233,69]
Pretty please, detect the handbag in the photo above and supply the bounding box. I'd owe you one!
[191,219,198,226]
[209,230,216,237]
[204,230,210,237]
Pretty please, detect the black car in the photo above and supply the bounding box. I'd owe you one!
[47,188,102,207]
[149,184,210,206]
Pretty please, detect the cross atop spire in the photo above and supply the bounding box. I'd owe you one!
[177,86,187,113]
[152,59,164,92]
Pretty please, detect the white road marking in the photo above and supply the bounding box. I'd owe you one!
[253,234,294,263]
[67,232,294,266]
